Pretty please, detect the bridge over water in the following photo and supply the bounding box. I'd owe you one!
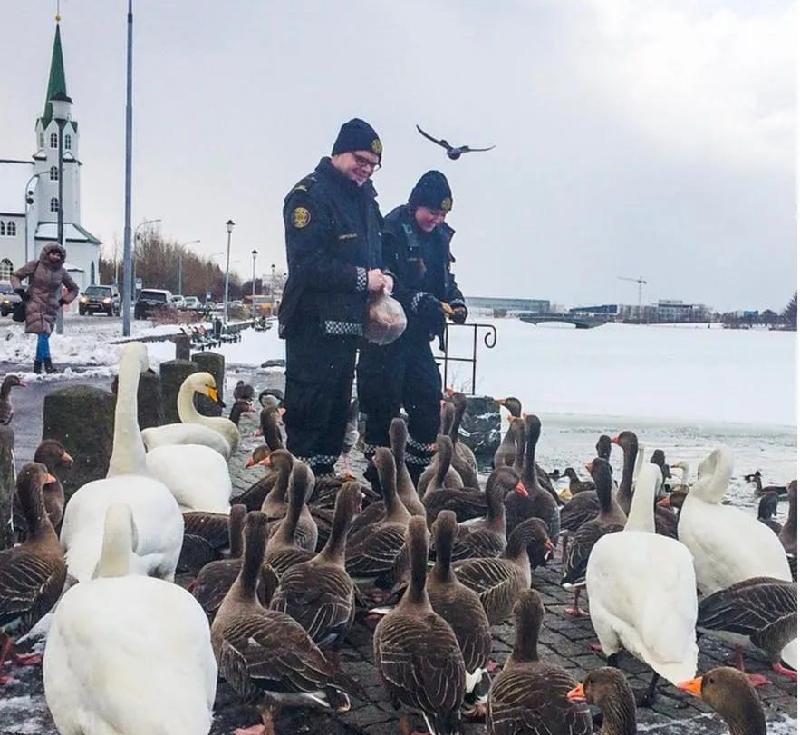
[518,312,611,329]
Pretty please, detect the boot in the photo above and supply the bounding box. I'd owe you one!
[33,360,43,374]
[43,358,58,374]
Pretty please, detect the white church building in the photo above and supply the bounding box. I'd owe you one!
[0,21,101,289]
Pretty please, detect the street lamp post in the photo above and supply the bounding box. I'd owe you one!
[50,92,72,336]
[251,249,258,317]
[122,0,134,336]
[223,219,235,324]
[22,172,42,263]
[177,239,200,295]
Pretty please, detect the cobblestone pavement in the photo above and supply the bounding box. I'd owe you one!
[1,391,795,735]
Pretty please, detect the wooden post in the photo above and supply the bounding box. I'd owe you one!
[174,334,191,361]
[159,359,198,424]
[42,385,115,501]
[0,426,14,551]
[192,352,225,417]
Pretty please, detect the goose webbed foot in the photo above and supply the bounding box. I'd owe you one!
[12,652,42,666]
[772,662,797,681]
[634,672,660,708]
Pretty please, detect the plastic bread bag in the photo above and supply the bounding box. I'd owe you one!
[364,291,407,345]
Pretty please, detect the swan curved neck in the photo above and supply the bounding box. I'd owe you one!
[95,510,133,578]
[177,379,204,424]
[108,355,146,477]
[625,468,656,533]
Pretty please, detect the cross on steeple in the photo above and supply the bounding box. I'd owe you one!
[55,0,61,23]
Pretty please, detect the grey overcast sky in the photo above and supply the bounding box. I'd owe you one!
[1,1,794,311]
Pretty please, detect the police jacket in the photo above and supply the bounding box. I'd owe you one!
[279,157,382,338]
[381,204,466,342]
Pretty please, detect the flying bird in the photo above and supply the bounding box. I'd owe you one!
[416,124,495,160]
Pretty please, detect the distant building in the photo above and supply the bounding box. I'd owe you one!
[466,296,550,314]
[654,300,710,322]
[0,20,101,289]
[570,300,710,322]
[569,303,620,316]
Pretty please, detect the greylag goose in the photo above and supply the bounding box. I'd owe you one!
[418,402,464,495]
[746,470,788,497]
[697,576,796,683]
[487,589,592,735]
[211,511,352,734]
[234,380,256,402]
[677,667,766,735]
[0,374,25,425]
[650,449,672,488]
[229,398,256,426]
[566,667,637,735]
[270,482,362,652]
[505,415,559,545]
[563,467,595,495]
[428,510,492,715]
[779,480,797,579]
[454,517,553,625]
[495,396,523,419]
[345,448,411,580]
[373,516,466,735]
[494,415,525,470]
[350,418,424,536]
[561,458,625,617]
[610,431,638,515]
[0,463,64,684]
[448,467,524,561]
[179,510,235,575]
[756,492,782,535]
[423,435,488,525]
[444,389,479,488]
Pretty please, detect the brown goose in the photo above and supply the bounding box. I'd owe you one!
[211,511,351,734]
[756,492,782,535]
[561,458,625,617]
[345,448,411,580]
[229,398,256,426]
[779,481,797,577]
[505,415,559,544]
[445,390,479,488]
[496,395,523,419]
[566,667,637,735]
[192,505,276,620]
[418,402,464,495]
[0,374,25,425]
[13,439,72,541]
[270,482,361,652]
[263,461,319,575]
[429,511,492,714]
[233,406,285,512]
[487,589,592,735]
[178,509,233,575]
[454,517,553,625]
[494,415,525,470]
[374,516,466,735]
[677,667,766,735]
[697,576,797,682]
[747,470,788,498]
[424,435,488,525]
[0,463,65,683]
[350,418,424,537]
[449,467,524,561]
[258,398,285,449]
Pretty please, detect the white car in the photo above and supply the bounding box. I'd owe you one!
[183,296,201,310]
[170,295,186,309]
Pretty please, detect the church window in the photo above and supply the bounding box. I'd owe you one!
[50,166,59,181]
[6,222,15,237]
[65,134,72,150]
[50,132,58,148]
[0,259,13,280]
[91,261,96,285]
[0,222,5,236]
[50,198,60,213]
[38,132,44,149]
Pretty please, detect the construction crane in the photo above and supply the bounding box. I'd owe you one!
[618,276,648,321]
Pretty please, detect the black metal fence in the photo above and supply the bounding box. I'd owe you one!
[435,321,497,395]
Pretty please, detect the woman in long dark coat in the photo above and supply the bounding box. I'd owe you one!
[11,242,79,374]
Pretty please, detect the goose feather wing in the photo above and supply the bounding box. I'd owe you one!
[0,550,65,631]
[345,522,407,577]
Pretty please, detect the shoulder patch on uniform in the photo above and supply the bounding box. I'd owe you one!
[292,207,311,229]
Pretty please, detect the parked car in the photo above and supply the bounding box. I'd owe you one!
[0,282,21,317]
[134,288,173,320]
[170,294,186,309]
[183,296,201,310]
[79,284,120,316]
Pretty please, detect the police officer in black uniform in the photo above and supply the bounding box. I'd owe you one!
[279,118,391,478]
[358,171,466,484]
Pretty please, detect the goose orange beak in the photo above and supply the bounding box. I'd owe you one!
[544,539,555,553]
[245,456,256,468]
[566,683,585,703]
[610,435,620,445]
[656,496,672,508]
[584,462,593,473]
[45,473,57,484]
[677,677,703,697]
[514,482,528,497]
[61,451,74,467]
[259,455,272,467]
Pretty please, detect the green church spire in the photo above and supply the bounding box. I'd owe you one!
[41,22,70,129]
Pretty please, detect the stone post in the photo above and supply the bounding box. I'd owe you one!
[460,395,502,460]
[42,385,115,501]
[159,359,198,424]
[192,352,225,417]
[174,333,191,361]
[0,426,14,551]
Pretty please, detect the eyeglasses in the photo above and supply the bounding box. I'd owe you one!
[352,153,381,172]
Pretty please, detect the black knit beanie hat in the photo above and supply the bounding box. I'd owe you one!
[409,171,452,212]
[332,118,382,161]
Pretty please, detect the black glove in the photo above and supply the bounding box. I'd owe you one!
[412,292,444,322]
[449,304,468,324]
[58,298,67,306]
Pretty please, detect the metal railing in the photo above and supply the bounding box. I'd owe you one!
[436,321,497,395]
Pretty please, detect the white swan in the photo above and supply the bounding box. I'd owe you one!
[586,463,698,686]
[145,443,232,513]
[678,446,792,595]
[60,343,184,583]
[141,372,234,458]
[44,503,217,735]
